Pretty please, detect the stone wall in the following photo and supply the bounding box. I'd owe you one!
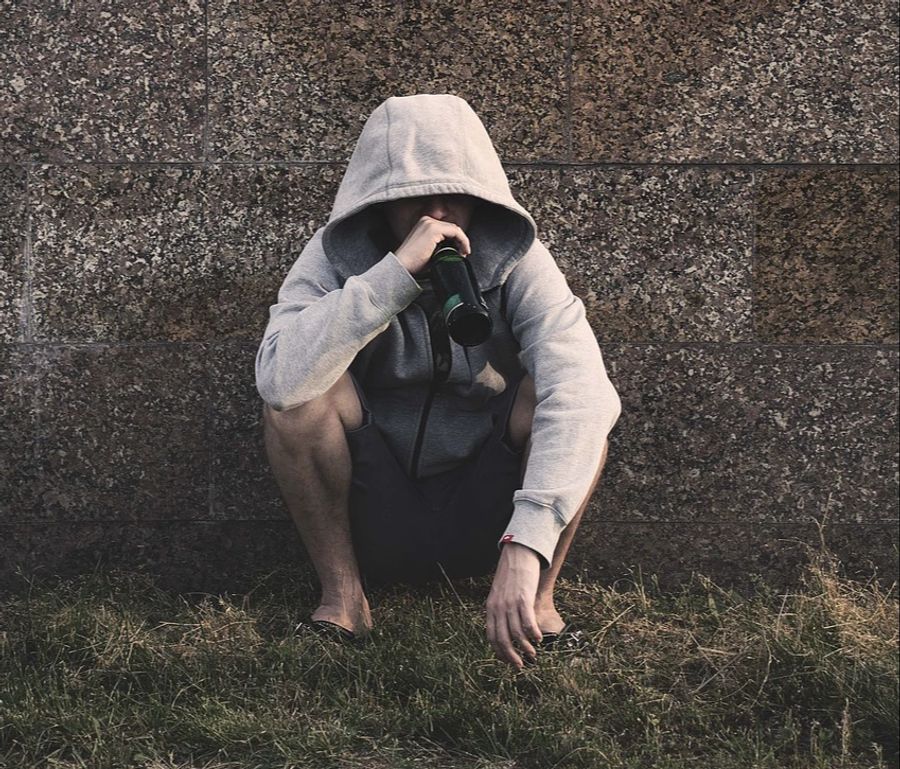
[1,2,897,596]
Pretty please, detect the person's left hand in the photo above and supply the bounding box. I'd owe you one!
[486,542,543,670]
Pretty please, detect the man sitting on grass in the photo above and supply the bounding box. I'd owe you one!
[256,93,622,671]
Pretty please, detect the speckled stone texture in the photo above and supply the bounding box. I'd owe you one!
[0,166,27,341]
[508,166,758,341]
[207,1,570,162]
[755,168,900,342]
[26,164,338,342]
[3,522,309,597]
[1,0,897,595]
[208,341,284,520]
[591,344,898,524]
[0,346,41,520]
[1,0,205,162]
[2,521,895,599]
[572,521,899,592]
[26,344,210,522]
[571,0,899,162]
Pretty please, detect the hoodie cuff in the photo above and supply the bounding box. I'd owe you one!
[359,251,423,317]
[496,500,566,571]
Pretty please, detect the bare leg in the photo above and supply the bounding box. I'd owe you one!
[505,374,610,633]
[262,372,373,636]
[532,439,609,630]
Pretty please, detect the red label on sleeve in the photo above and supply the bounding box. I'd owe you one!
[501,534,514,542]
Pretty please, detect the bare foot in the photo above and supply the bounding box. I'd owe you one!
[312,590,374,637]
[533,604,566,635]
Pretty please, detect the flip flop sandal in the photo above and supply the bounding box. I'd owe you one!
[295,619,359,645]
[536,621,589,652]
[521,621,590,667]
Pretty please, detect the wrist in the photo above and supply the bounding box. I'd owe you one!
[502,541,540,561]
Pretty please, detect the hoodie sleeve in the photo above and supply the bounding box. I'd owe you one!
[496,239,622,570]
[256,228,423,411]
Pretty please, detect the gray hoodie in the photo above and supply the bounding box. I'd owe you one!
[255,93,622,570]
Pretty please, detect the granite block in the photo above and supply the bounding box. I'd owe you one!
[0,0,205,162]
[2,520,895,598]
[572,0,899,162]
[203,162,339,340]
[23,344,210,522]
[0,345,41,520]
[208,341,285,520]
[755,167,900,343]
[571,520,899,594]
[0,165,28,342]
[208,0,568,161]
[508,166,756,342]
[597,343,898,524]
[29,164,336,342]
[0,520,307,597]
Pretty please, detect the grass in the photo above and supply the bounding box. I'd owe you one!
[0,531,897,769]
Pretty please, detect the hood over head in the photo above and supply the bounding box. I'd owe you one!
[322,93,538,292]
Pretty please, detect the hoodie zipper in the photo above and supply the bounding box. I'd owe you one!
[409,302,435,481]
[409,294,456,481]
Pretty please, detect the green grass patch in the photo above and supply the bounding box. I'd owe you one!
[1,536,896,769]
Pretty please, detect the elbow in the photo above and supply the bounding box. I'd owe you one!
[604,383,622,433]
[255,375,284,413]
[597,379,622,435]
[256,366,298,414]
[255,344,315,413]
[609,391,622,432]
[589,349,622,432]
[257,378,306,413]
[255,342,286,412]
[259,393,285,413]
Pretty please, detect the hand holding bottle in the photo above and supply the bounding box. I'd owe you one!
[393,216,471,277]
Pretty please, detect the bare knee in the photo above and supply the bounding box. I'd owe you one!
[262,372,364,436]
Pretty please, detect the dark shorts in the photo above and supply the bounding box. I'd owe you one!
[344,369,527,590]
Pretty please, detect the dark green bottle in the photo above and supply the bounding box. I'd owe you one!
[429,239,493,347]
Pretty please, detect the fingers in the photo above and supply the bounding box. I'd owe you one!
[427,216,470,255]
[508,609,538,664]
[521,604,543,649]
[438,221,470,256]
[487,605,540,671]
[494,610,524,670]
[487,605,521,669]
[454,224,471,256]
[485,560,543,671]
